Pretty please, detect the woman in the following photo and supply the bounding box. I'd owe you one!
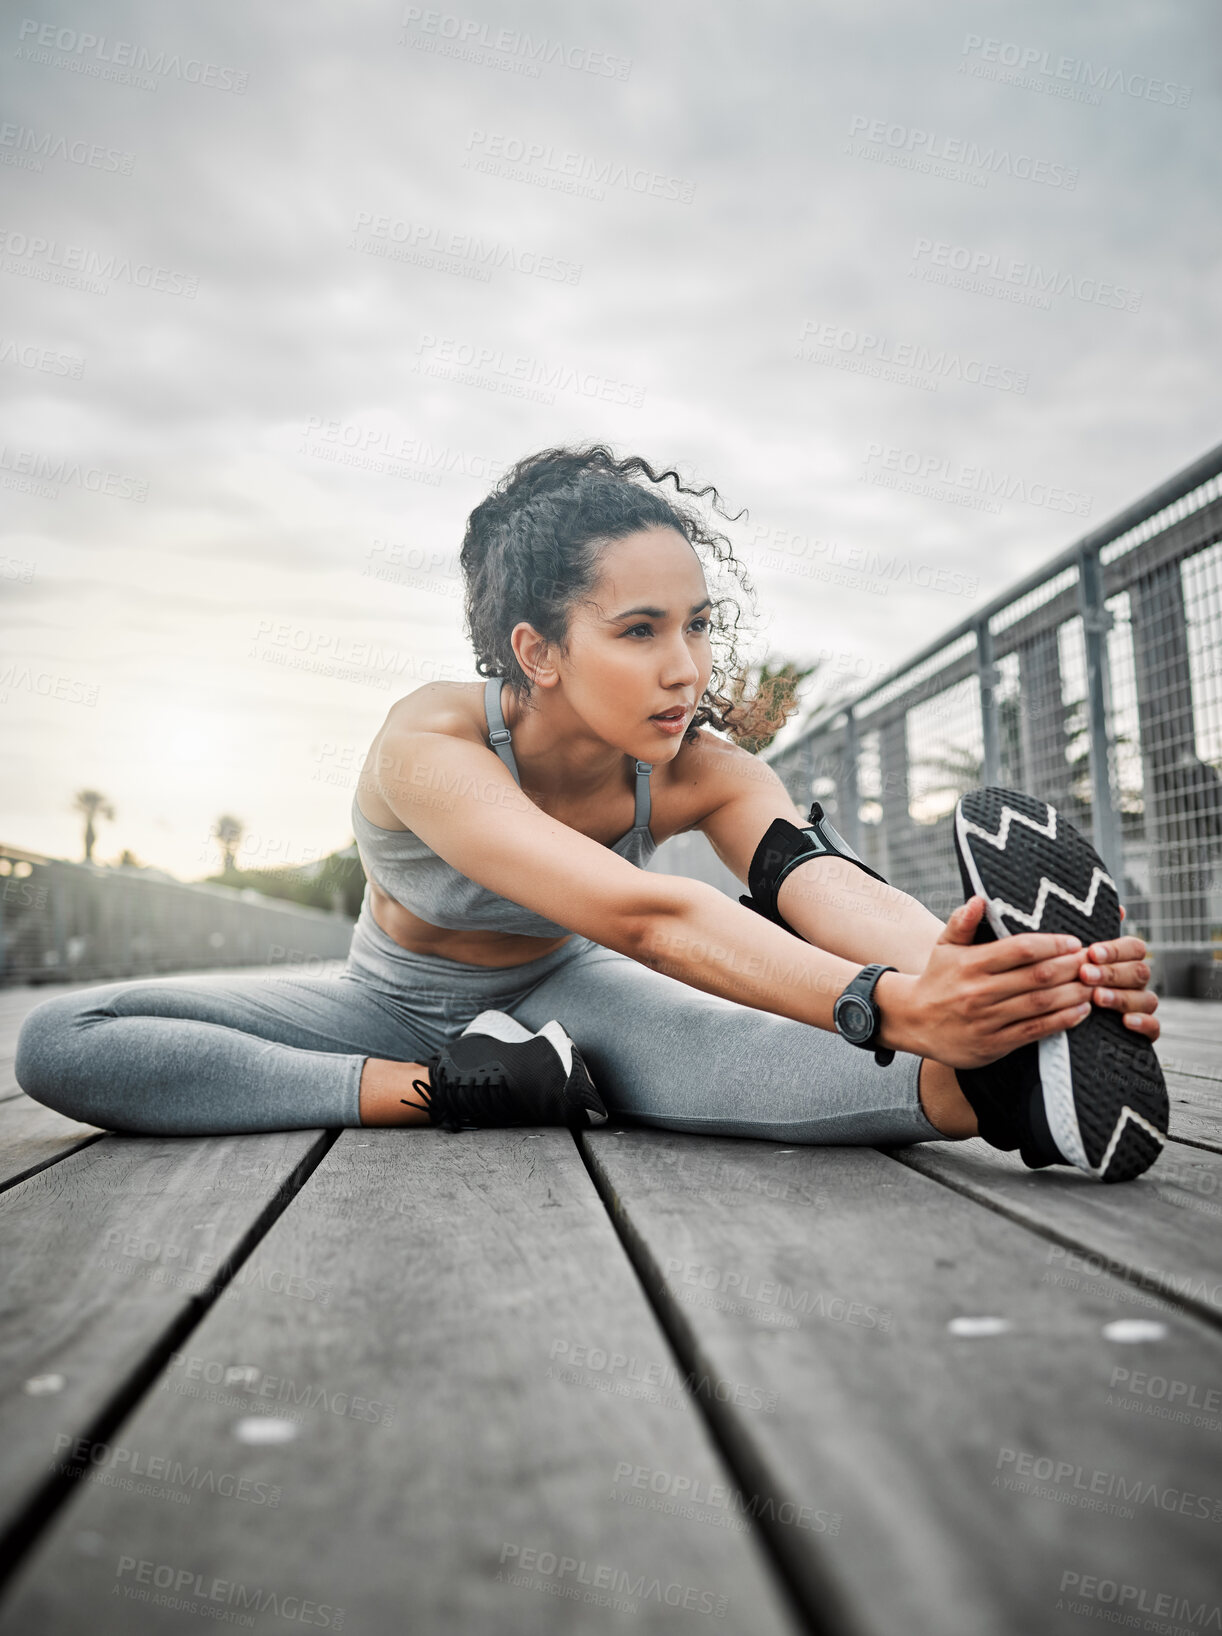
[16,446,1167,1182]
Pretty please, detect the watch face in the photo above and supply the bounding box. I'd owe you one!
[836,994,874,1043]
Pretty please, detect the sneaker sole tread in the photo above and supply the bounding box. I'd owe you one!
[954,787,1168,1183]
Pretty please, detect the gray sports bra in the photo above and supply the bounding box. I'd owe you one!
[350,676,657,937]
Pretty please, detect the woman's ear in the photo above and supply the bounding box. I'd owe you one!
[509,621,559,689]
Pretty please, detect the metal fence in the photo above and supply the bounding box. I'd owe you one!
[0,846,355,986]
[754,442,1222,997]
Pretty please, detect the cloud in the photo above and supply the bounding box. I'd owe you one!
[1,0,1216,873]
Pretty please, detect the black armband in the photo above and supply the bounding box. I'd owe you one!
[738,802,889,937]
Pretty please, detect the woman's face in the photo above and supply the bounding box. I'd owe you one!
[555,525,715,760]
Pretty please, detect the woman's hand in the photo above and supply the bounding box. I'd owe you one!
[1076,904,1160,1042]
[876,896,1099,1068]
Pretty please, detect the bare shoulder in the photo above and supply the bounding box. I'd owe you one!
[383,680,487,745]
[356,682,488,828]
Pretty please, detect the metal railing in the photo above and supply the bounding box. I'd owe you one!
[0,846,356,986]
[755,442,1222,996]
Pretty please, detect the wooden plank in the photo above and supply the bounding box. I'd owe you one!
[1154,998,1222,1050]
[894,1137,1222,1329]
[1153,1000,1222,1083]
[0,994,55,1023]
[0,1096,101,1190]
[0,983,101,1027]
[0,1019,25,1101]
[1156,1036,1222,1081]
[572,1132,1221,1636]
[0,1128,803,1636]
[1166,1072,1222,1153]
[1168,1070,1222,1120]
[0,1127,330,1566]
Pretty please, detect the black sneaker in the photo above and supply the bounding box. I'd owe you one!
[406,1010,608,1133]
[951,787,1168,1184]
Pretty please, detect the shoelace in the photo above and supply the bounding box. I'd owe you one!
[402,1053,554,1133]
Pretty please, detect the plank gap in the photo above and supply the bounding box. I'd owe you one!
[573,1127,849,1636]
[0,1129,340,1592]
[0,1131,106,1196]
[882,1146,1222,1335]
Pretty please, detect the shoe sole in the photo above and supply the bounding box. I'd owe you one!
[953,788,1168,1183]
[461,1010,608,1128]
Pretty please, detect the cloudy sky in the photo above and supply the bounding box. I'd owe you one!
[1,0,1218,878]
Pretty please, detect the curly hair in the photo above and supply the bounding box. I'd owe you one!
[459,443,791,749]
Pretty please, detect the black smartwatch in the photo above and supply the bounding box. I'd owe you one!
[833,963,897,1066]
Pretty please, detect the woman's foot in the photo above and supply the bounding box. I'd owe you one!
[951,787,1168,1183]
[409,1010,608,1133]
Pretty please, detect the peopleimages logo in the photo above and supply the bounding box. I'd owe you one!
[959,34,1191,109]
[796,319,1028,395]
[909,237,1141,314]
[350,210,581,285]
[1107,1364,1222,1431]
[845,114,1077,189]
[1058,1571,1219,1625]
[663,1256,892,1330]
[400,8,631,80]
[51,1433,281,1507]
[0,664,99,707]
[464,130,695,205]
[0,227,198,298]
[861,443,1092,518]
[14,18,249,92]
[498,1543,727,1617]
[0,121,135,174]
[300,417,504,485]
[996,1447,1222,1523]
[0,443,147,501]
[413,332,646,409]
[611,1461,841,1536]
[114,1557,343,1628]
[0,335,85,377]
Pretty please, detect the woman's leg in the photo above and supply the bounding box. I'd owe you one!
[510,942,945,1147]
[14,969,437,1136]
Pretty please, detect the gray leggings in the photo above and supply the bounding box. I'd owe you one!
[15,893,943,1146]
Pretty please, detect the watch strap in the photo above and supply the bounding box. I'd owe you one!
[837,963,897,1066]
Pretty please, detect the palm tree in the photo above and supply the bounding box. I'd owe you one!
[73,789,114,863]
[1062,699,1144,824]
[913,694,1141,830]
[213,815,245,875]
[908,695,1026,823]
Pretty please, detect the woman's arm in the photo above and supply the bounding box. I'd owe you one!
[775,853,944,974]
[673,731,1159,1058]
[641,875,1093,1067]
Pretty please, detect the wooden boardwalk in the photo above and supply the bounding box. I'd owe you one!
[0,974,1219,1635]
